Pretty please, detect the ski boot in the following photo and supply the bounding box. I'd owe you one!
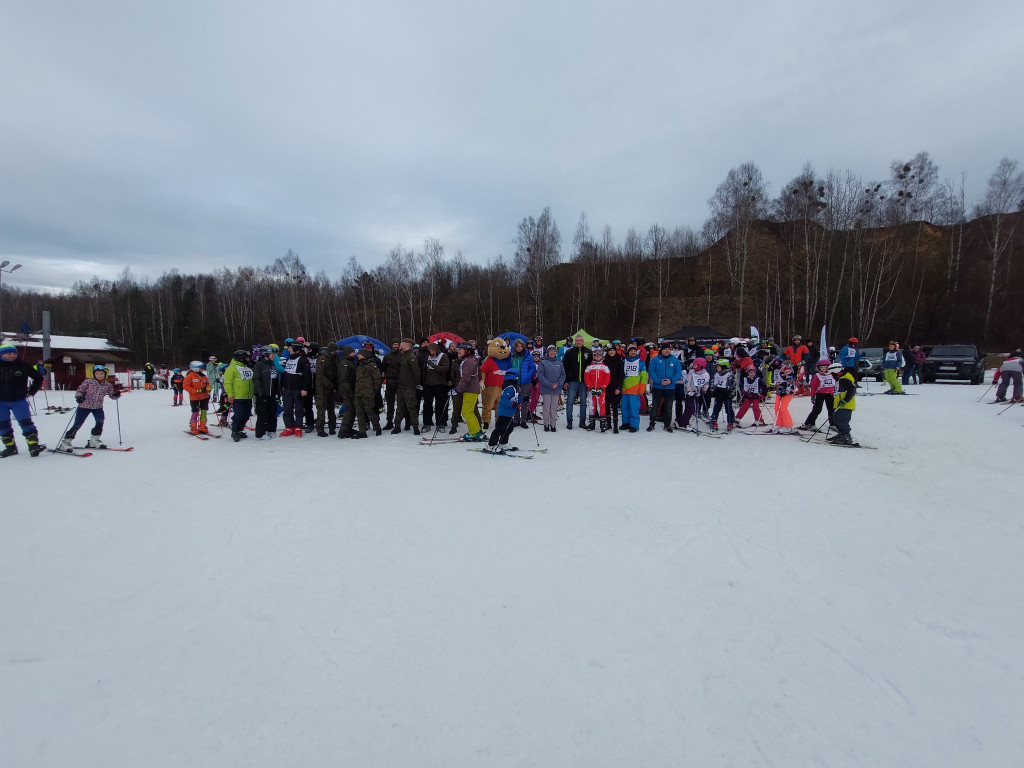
[1,435,17,458]
[87,435,107,449]
[710,421,719,433]
[198,420,210,435]
[56,435,76,453]
[463,431,484,442]
[26,432,45,457]
[612,420,619,434]
[832,433,853,445]
[727,423,735,433]
[599,416,609,433]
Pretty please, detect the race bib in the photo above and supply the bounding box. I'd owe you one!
[285,359,299,375]
[238,366,253,380]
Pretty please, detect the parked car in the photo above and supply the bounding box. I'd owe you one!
[857,347,884,381]
[921,344,986,384]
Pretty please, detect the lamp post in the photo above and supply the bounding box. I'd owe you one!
[0,260,24,340]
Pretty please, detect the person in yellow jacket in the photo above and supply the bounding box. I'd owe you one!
[222,349,255,442]
[829,364,856,445]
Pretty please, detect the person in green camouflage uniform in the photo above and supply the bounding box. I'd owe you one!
[353,348,384,437]
[392,338,421,435]
[336,345,358,438]
[314,342,339,436]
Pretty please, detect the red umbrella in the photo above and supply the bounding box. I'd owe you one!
[428,331,464,345]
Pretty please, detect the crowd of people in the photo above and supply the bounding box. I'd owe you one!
[152,333,879,448]
[3,333,1022,458]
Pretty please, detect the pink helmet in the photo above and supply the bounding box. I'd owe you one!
[817,358,830,367]
[693,358,707,369]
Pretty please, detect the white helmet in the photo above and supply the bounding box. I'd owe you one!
[827,363,844,374]
[189,360,203,371]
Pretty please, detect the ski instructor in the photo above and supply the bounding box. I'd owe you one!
[0,341,46,457]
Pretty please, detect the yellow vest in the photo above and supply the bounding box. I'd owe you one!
[834,373,856,411]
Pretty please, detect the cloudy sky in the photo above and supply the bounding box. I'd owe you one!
[2,0,1022,293]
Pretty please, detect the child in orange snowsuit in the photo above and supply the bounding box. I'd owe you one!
[583,349,612,432]
[183,364,212,434]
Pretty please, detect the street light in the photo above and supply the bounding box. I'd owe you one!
[0,261,23,339]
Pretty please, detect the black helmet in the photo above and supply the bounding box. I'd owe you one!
[233,349,248,361]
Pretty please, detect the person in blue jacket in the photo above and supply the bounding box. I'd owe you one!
[838,337,860,378]
[507,339,537,428]
[646,342,682,432]
[485,370,521,451]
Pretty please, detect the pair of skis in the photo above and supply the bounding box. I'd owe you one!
[468,447,546,459]
[184,430,222,440]
[49,445,135,458]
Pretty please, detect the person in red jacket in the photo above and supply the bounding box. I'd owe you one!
[783,336,809,368]
[583,348,612,432]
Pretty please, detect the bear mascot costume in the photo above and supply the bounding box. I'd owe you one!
[479,337,511,430]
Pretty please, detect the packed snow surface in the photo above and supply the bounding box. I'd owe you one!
[3,380,1022,767]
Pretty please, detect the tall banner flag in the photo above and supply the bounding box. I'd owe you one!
[820,325,828,362]
[750,326,760,342]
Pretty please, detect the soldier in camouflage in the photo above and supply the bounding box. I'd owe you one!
[353,348,384,437]
[391,338,421,435]
[336,345,358,438]
[314,342,339,436]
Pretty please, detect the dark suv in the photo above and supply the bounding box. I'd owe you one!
[921,344,985,384]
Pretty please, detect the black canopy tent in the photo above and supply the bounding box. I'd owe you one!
[662,325,731,345]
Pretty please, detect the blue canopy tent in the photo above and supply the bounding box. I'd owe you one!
[337,335,389,356]
[498,331,530,346]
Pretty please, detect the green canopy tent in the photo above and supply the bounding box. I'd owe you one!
[555,329,611,348]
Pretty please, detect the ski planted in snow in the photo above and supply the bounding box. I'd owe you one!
[467,448,534,459]
[49,448,92,457]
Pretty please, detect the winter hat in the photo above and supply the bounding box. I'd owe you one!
[660,342,672,350]
[357,348,374,359]
[503,369,520,380]
[546,345,557,353]
[401,337,414,345]
[340,345,355,356]
[327,342,338,353]
[0,341,17,355]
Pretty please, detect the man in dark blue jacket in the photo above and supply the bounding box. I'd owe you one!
[647,343,682,432]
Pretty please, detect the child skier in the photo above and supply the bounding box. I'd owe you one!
[830,365,858,445]
[0,341,46,457]
[584,347,612,431]
[735,366,768,427]
[183,361,212,435]
[709,358,736,432]
[772,363,797,434]
[56,364,121,451]
[484,370,520,452]
[170,368,185,406]
[679,357,710,430]
[799,359,837,431]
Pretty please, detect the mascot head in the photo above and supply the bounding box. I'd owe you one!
[487,337,511,360]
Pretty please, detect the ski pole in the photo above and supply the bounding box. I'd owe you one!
[57,407,77,446]
[528,398,542,446]
[997,399,1021,415]
[976,381,995,402]
[802,419,829,443]
[115,397,123,446]
[430,391,450,442]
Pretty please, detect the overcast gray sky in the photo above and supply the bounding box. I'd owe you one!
[2,0,1022,293]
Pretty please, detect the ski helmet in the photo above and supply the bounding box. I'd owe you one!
[593,348,604,358]
[92,364,107,375]
[716,358,729,367]
[269,343,280,352]
[848,337,859,344]
[780,363,794,374]
[827,363,844,374]
[173,368,181,373]
[817,359,830,367]
[189,360,203,371]
[233,349,248,361]
[693,358,707,369]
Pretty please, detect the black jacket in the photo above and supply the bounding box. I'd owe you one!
[0,359,43,401]
[604,353,625,392]
[252,358,281,398]
[562,347,593,383]
[283,354,312,392]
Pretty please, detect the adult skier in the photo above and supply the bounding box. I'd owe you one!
[0,341,45,457]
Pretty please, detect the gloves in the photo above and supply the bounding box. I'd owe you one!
[75,394,85,404]
[449,388,458,397]
[415,384,423,390]
[111,390,120,400]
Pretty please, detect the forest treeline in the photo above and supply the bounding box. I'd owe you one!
[3,152,1023,362]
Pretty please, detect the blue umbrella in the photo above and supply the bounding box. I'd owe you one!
[337,335,389,356]
[498,331,530,346]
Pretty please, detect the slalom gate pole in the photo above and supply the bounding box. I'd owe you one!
[976,381,995,403]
